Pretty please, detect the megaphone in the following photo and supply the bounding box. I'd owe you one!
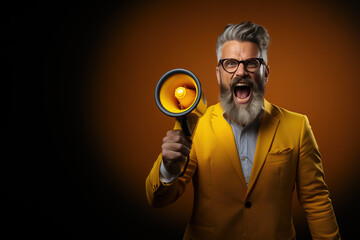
[155,69,207,137]
[155,69,207,176]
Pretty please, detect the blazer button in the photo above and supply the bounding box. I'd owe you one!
[245,201,252,208]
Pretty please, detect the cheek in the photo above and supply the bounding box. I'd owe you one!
[253,74,267,91]
[223,78,231,87]
[220,73,232,87]
[252,71,265,84]
[248,73,258,84]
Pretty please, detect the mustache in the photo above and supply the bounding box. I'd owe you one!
[230,77,255,90]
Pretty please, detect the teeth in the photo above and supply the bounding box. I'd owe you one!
[236,83,249,87]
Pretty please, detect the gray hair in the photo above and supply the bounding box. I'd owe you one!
[216,22,270,63]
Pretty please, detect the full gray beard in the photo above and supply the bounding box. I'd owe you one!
[219,77,265,127]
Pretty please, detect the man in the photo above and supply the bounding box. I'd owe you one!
[146,22,340,239]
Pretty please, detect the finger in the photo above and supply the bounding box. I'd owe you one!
[166,130,192,142]
[162,142,191,156]
[163,134,192,149]
[162,141,190,154]
[162,149,187,163]
[163,136,192,150]
[166,129,183,137]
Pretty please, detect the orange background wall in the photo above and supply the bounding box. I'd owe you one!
[84,0,360,236]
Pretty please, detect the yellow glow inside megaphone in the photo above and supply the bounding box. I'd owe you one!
[175,87,196,109]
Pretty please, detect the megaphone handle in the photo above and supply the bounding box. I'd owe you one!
[178,116,191,177]
[179,116,191,136]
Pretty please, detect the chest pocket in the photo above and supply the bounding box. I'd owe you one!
[265,147,293,163]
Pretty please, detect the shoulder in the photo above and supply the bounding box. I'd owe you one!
[203,103,222,116]
[193,103,224,138]
[197,103,222,123]
[266,100,306,123]
[266,100,313,139]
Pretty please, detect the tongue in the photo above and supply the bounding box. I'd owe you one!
[235,86,250,99]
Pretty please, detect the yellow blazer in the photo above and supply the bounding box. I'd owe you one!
[146,100,340,240]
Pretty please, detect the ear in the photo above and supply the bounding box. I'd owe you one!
[216,66,221,85]
[264,65,270,84]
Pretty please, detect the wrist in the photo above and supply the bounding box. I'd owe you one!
[160,159,181,183]
[163,160,181,175]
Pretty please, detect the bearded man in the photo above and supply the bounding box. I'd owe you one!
[146,22,340,240]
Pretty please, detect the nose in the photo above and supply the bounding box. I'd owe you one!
[234,63,248,77]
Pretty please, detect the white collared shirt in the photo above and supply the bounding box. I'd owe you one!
[225,111,262,185]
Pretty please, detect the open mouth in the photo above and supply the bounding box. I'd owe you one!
[233,83,252,104]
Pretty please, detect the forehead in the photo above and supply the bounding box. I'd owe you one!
[221,41,260,59]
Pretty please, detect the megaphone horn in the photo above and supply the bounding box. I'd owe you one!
[155,69,207,137]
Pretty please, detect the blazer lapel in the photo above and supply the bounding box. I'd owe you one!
[246,100,280,198]
[211,104,248,189]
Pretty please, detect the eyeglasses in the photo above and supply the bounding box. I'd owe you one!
[218,58,265,73]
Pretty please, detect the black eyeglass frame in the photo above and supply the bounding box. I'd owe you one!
[218,58,266,73]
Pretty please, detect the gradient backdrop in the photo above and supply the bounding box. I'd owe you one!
[3,0,360,239]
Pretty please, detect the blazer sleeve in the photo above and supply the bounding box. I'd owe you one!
[145,143,197,208]
[296,115,340,239]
